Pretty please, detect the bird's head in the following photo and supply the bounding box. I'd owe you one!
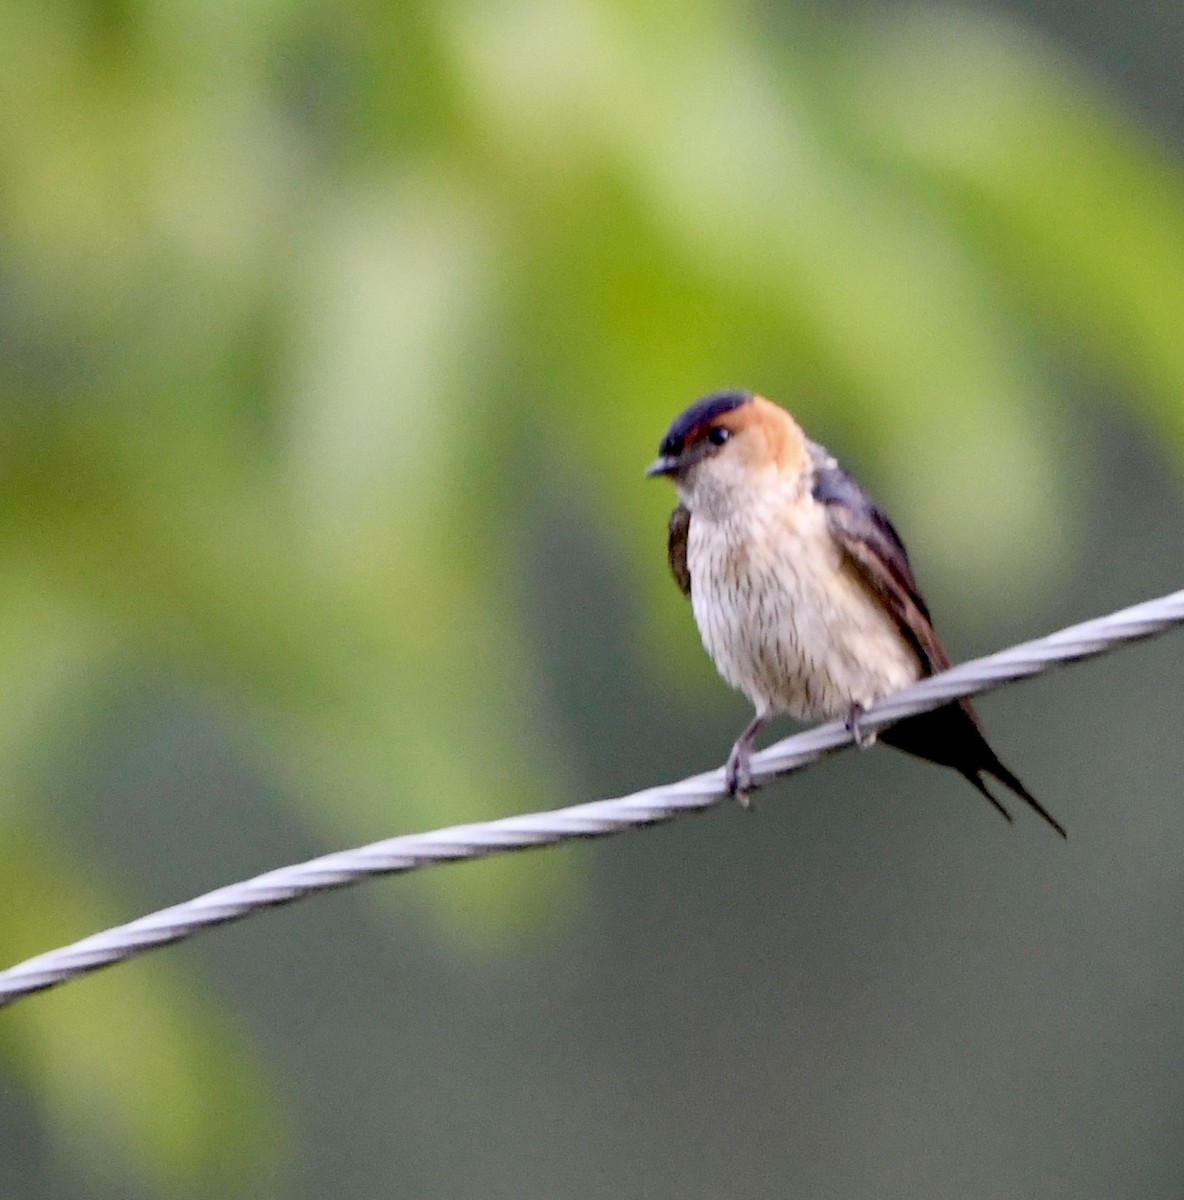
[646,390,808,513]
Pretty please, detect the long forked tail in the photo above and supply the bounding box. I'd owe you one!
[881,702,1067,837]
[981,760,1068,839]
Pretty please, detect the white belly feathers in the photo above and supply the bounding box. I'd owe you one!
[687,499,922,720]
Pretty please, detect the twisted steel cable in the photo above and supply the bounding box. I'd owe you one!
[1,586,1182,1009]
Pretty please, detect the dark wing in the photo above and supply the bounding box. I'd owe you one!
[667,504,692,598]
[807,441,1067,837]
[807,442,949,674]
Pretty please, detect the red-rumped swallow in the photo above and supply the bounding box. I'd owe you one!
[647,389,1065,836]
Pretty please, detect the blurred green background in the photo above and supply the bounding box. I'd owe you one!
[2,0,1184,1195]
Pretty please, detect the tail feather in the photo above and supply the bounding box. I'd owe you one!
[881,702,1067,837]
[960,770,1014,827]
[982,759,1068,839]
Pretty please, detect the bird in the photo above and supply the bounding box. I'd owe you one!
[646,388,1066,836]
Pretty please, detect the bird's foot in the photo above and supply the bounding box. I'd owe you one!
[725,713,768,808]
[725,744,754,808]
[846,702,877,750]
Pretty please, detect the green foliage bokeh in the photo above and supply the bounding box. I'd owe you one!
[1,0,1182,1190]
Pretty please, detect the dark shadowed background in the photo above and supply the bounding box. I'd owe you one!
[1,0,1183,1196]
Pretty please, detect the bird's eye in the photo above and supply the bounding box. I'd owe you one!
[706,426,731,446]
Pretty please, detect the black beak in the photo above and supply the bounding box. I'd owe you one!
[645,455,680,478]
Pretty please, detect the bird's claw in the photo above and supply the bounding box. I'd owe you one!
[847,703,877,750]
[725,748,754,808]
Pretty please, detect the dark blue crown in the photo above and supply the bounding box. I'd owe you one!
[658,390,752,456]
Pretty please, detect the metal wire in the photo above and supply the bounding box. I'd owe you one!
[1,586,1182,1009]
